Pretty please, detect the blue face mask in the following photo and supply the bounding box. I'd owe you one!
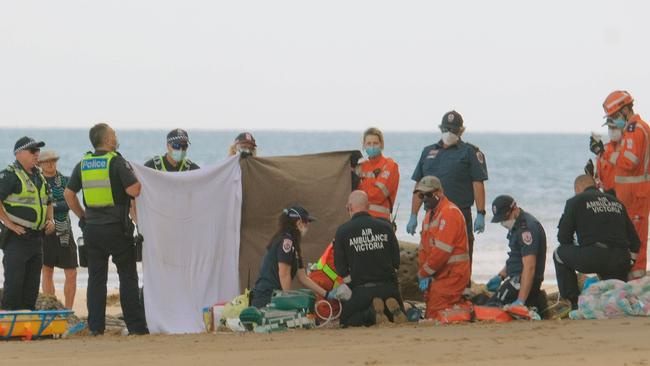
[613,117,626,129]
[365,147,382,158]
[170,149,186,162]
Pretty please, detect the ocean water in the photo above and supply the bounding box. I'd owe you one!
[0,128,594,289]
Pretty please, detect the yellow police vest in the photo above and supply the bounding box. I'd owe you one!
[81,152,117,208]
[3,164,49,230]
[152,155,191,172]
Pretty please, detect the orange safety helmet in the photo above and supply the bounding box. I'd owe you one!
[603,90,634,117]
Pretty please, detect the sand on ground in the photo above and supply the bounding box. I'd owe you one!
[55,288,122,317]
[3,318,650,365]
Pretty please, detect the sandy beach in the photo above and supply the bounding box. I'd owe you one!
[2,317,649,365]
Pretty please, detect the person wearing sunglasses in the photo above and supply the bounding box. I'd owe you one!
[415,176,471,320]
[408,111,488,288]
[485,195,547,312]
[601,90,650,280]
[144,129,199,172]
[0,136,55,310]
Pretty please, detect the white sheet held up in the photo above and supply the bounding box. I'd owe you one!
[133,156,241,334]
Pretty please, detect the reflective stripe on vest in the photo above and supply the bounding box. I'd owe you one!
[448,253,470,263]
[375,181,390,198]
[369,204,390,215]
[81,152,117,208]
[3,164,48,230]
[314,245,339,282]
[609,152,619,165]
[153,155,190,172]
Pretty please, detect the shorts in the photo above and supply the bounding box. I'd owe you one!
[43,233,78,269]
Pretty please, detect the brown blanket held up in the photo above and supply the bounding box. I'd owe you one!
[239,151,354,291]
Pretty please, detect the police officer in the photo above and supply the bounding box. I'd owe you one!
[64,123,147,335]
[408,110,488,269]
[250,205,330,308]
[333,190,406,327]
[555,175,640,309]
[0,137,54,310]
[486,195,547,311]
[144,129,199,172]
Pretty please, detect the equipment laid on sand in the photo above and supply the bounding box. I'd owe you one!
[0,310,73,340]
[238,290,317,333]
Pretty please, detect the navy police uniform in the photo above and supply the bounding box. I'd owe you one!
[143,156,199,172]
[491,210,547,309]
[412,140,488,258]
[0,162,50,310]
[333,212,402,327]
[555,186,640,305]
[68,150,147,334]
[251,232,303,308]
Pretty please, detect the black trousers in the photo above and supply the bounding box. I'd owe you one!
[460,207,475,288]
[487,276,545,310]
[340,282,403,327]
[1,232,43,310]
[84,223,146,334]
[554,244,631,303]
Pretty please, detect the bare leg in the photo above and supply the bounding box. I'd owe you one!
[63,268,77,309]
[41,265,55,295]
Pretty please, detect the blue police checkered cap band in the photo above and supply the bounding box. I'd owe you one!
[167,129,190,144]
[13,137,44,154]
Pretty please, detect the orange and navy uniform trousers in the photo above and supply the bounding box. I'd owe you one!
[357,155,399,221]
[417,196,471,319]
[598,141,618,194]
[614,114,650,279]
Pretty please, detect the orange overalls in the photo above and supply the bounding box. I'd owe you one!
[357,155,400,221]
[598,141,618,193]
[614,114,650,279]
[418,196,471,319]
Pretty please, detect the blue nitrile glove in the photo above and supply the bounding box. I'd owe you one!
[474,212,485,233]
[511,299,525,307]
[486,275,502,292]
[406,213,418,235]
[418,277,431,292]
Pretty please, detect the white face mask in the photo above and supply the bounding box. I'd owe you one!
[442,132,459,146]
[608,128,623,142]
[500,219,515,230]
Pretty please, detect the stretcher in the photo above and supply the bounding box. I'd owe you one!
[0,310,73,340]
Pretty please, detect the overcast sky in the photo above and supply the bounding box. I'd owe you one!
[1,0,648,133]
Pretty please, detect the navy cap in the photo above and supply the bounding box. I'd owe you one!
[439,110,464,133]
[284,205,316,222]
[14,136,45,154]
[491,195,515,223]
[167,129,190,144]
[235,132,257,147]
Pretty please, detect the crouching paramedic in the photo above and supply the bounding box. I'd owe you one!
[334,190,406,327]
[415,176,471,319]
[555,175,640,309]
[486,195,547,311]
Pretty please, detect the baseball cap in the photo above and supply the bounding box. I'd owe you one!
[235,132,257,147]
[38,150,60,162]
[439,110,464,133]
[491,195,516,223]
[284,205,316,222]
[414,176,443,193]
[14,136,45,154]
[167,129,190,145]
